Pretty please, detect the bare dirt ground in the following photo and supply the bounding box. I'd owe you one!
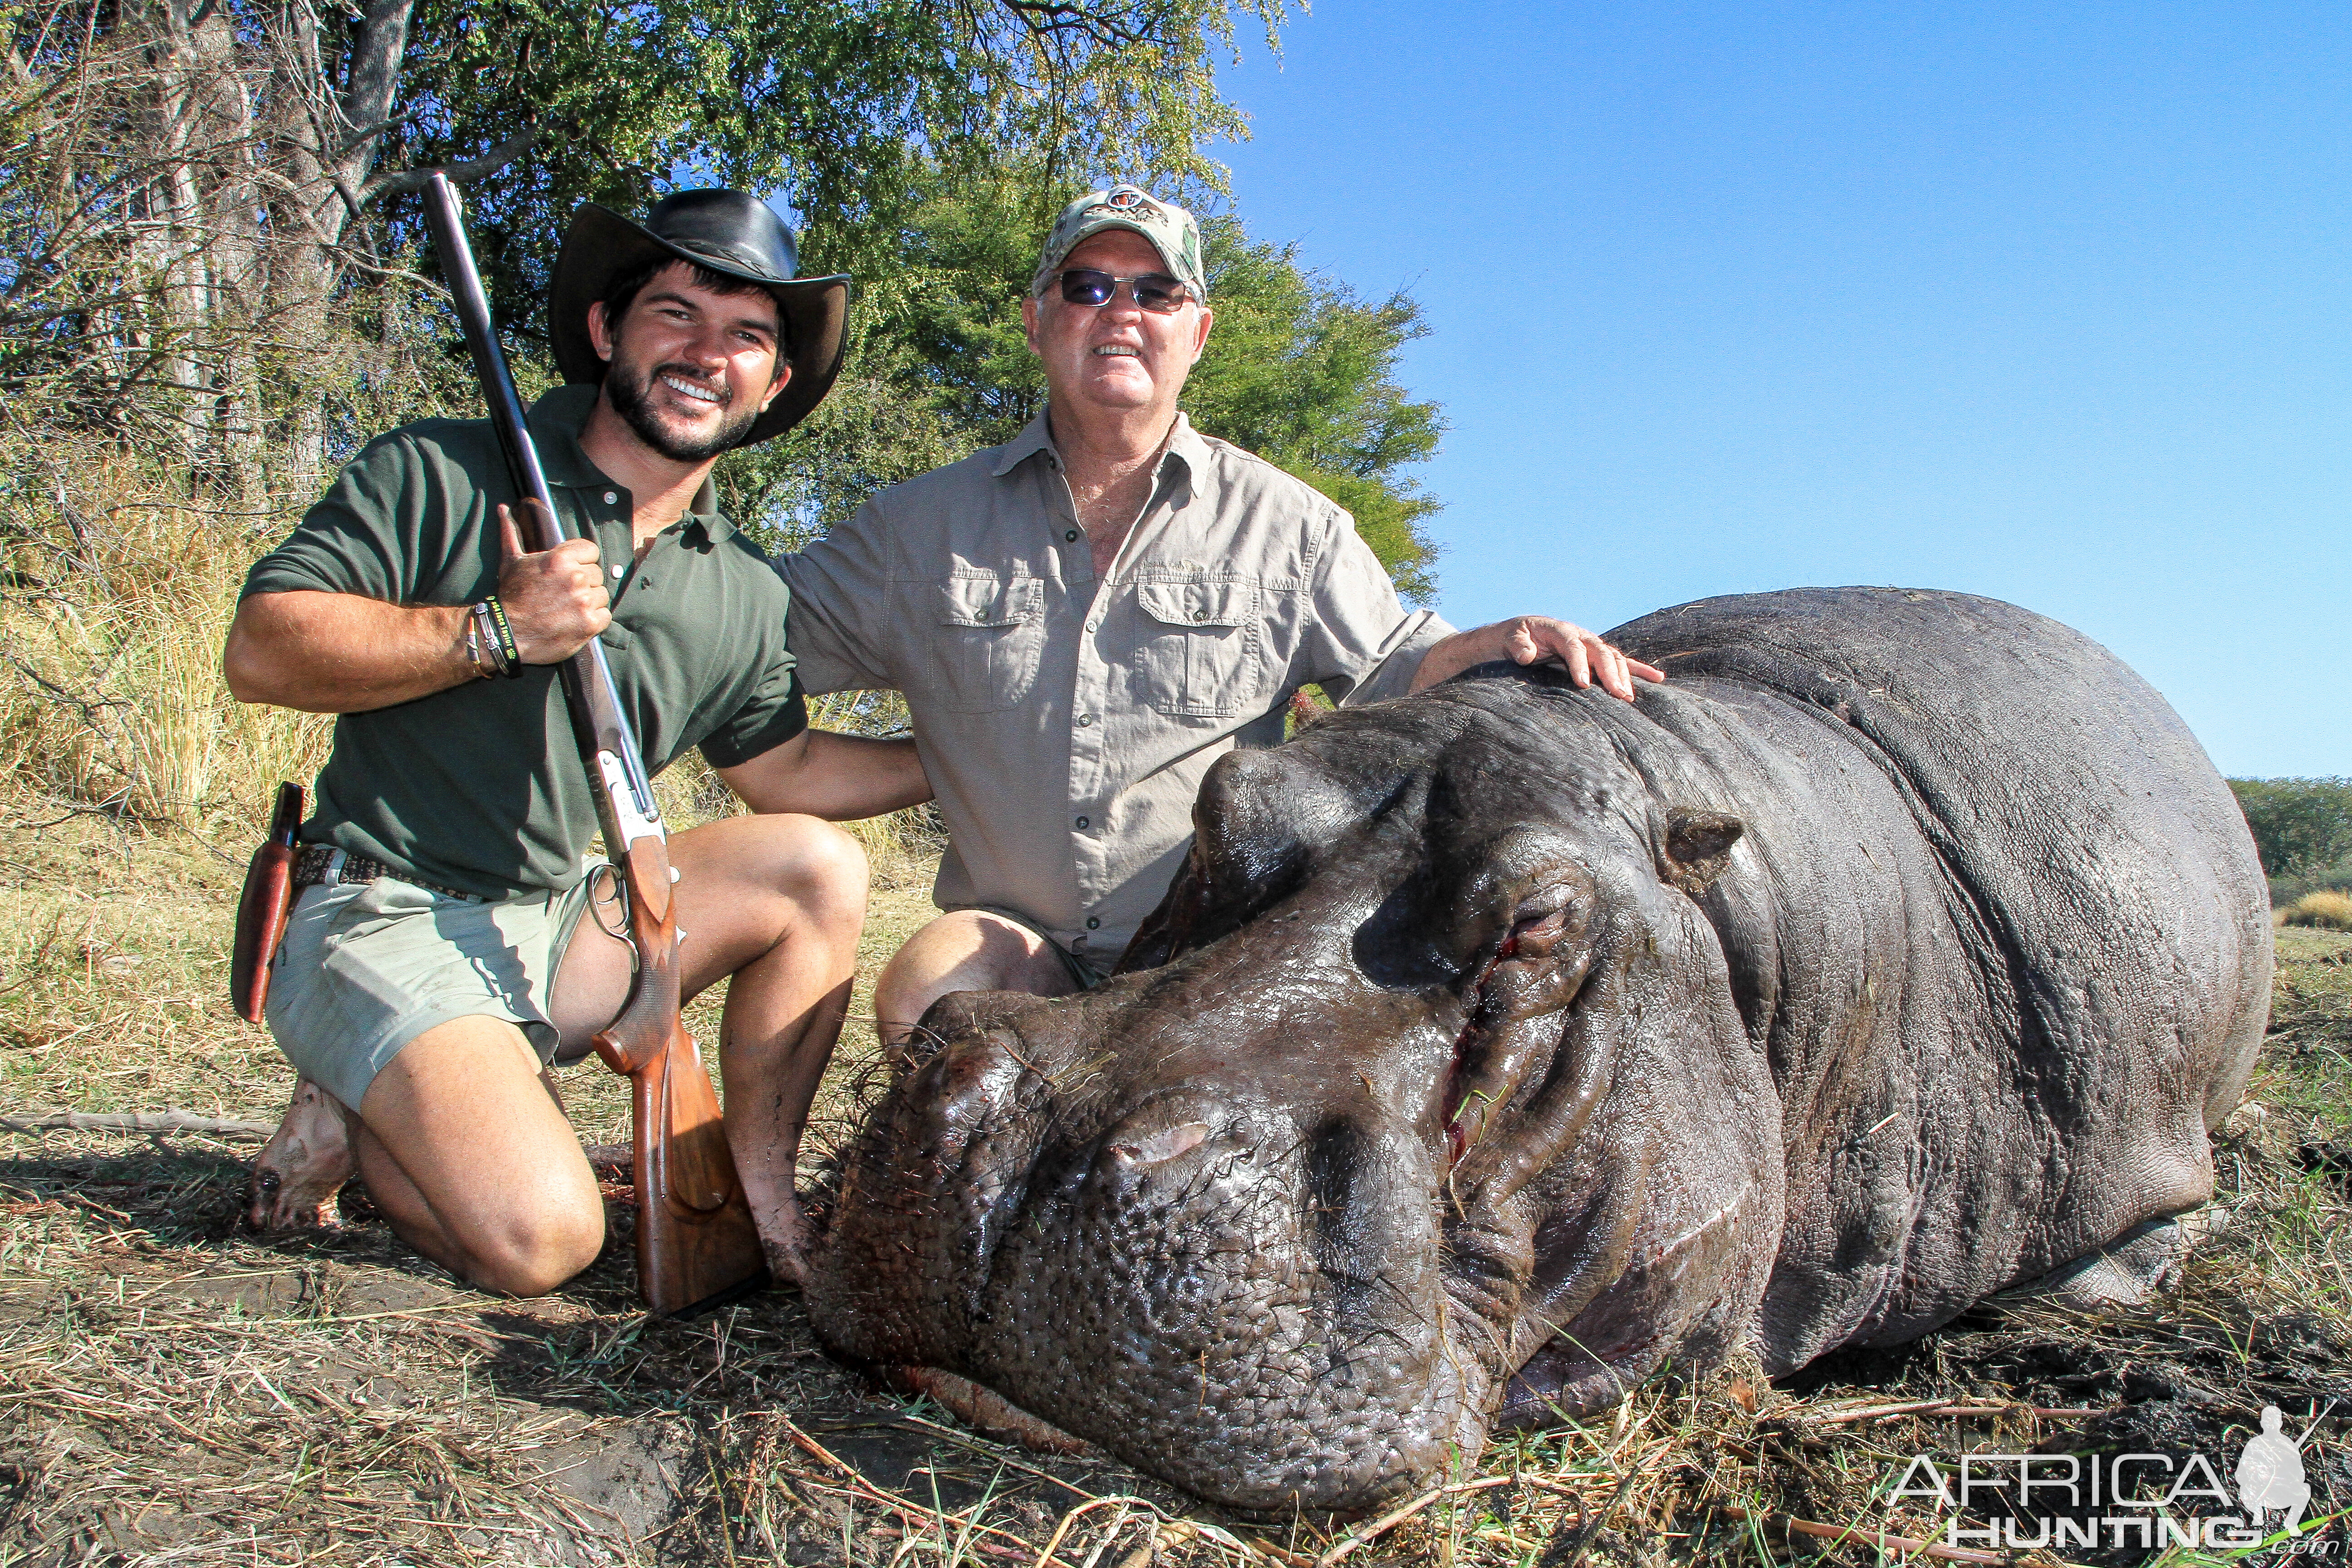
[2,820,2346,1567]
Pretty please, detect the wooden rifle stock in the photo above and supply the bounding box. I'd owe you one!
[421,172,766,1315]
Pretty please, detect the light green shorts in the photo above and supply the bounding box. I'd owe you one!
[263,871,605,1113]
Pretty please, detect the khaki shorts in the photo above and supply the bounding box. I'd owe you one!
[965,904,1113,992]
[263,871,604,1113]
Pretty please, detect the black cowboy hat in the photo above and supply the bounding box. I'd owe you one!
[549,190,849,447]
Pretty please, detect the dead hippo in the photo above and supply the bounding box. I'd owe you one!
[806,587,2269,1518]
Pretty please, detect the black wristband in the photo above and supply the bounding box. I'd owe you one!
[480,596,524,677]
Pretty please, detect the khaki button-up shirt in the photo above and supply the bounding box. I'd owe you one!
[777,412,1452,960]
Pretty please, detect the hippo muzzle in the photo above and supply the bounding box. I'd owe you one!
[811,913,1490,1512]
[810,714,1777,1517]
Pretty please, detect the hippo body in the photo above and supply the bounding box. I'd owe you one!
[808,588,2269,1517]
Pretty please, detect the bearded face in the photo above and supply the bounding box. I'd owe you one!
[601,350,764,461]
[591,263,787,462]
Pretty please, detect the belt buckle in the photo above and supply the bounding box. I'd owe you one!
[318,848,348,888]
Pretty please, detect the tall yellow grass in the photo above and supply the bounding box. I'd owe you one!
[2283,889,2352,931]
[1,459,333,837]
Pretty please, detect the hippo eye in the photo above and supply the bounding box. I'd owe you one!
[1500,899,1576,962]
[256,1170,281,1194]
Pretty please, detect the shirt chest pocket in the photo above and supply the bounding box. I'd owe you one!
[929,573,1047,713]
[1132,576,1264,718]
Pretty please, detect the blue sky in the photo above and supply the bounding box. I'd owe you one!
[1202,0,2347,778]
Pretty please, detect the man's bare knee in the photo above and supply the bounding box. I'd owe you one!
[774,817,869,930]
[466,1200,604,1297]
[874,912,1074,1045]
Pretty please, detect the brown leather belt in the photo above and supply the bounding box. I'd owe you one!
[293,843,483,903]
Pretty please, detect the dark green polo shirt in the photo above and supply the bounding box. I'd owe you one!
[242,383,806,899]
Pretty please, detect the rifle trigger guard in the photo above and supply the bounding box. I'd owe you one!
[587,862,635,950]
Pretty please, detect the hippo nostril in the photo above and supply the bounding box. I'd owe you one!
[1107,1121,1210,1167]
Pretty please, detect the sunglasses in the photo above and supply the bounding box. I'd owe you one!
[1054,268,1193,314]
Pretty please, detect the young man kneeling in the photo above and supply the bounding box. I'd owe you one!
[228,191,926,1293]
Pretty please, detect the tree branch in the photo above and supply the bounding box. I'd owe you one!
[0,1108,277,1139]
[994,0,1157,49]
[362,126,535,200]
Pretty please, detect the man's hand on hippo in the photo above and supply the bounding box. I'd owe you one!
[495,501,613,665]
[1410,615,1666,698]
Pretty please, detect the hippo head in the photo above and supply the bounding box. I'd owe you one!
[808,670,1783,1517]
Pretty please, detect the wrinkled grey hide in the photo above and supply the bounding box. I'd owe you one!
[807,588,2269,1519]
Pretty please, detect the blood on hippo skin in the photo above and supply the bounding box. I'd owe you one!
[806,587,2270,1521]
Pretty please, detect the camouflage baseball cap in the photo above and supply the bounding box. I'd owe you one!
[1033,184,1207,302]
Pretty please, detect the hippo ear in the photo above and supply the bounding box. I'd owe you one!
[1660,807,1744,897]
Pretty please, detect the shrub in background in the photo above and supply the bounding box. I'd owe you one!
[2269,858,2352,907]
[2229,777,2352,903]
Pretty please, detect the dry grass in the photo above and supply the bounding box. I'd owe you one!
[3,816,2348,1565]
[1,461,332,841]
[2282,892,2352,932]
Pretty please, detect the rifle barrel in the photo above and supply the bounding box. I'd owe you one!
[419,172,664,847]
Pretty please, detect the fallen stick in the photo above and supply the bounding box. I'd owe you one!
[1717,1503,2003,1564]
[773,1413,859,1481]
[1317,1475,1515,1567]
[882,1407,1101,1498]
[1030,1496,1140,1568]
[0,1107,275,1139]
[1805,1398,1955,1422]
[1513,1472,1615,1497]
[1803,1398,2107,1426]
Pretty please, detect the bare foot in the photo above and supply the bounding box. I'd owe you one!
[245,1077,355,1229]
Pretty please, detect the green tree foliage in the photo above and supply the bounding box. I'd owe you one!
[381,0,1288,337]
[5,0,1446,600]
[2230,777,2352,879]
[736,169,1443,599]
[0,0,1284,466]
[1184,219,1444,602]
